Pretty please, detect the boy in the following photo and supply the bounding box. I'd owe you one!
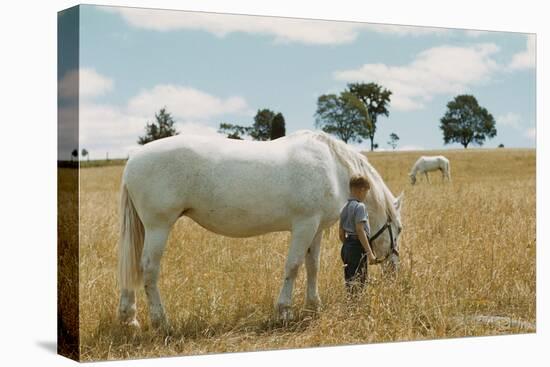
[339,174,377,292]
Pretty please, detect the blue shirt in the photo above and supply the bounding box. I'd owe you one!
[340,198,370,237]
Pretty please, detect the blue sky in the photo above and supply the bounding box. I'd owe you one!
[62,5,536,158]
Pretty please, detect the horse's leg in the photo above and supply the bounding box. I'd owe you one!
[276,217,320,321]
[304,229,323,311]
[424,171,430,183]
[141,225,170,329]
[118,289,139,328]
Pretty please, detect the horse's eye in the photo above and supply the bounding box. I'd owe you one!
[398,226,402,235]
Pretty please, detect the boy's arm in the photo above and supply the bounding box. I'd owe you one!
[355,222,376,259]
[338,222,346,243]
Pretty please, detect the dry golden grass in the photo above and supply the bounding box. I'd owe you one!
[76,148,535,361]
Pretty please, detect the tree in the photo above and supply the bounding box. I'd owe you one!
[138,107,179,145]
[388,133,400,150]
[271,113,286,140]
[227,132,243,140]
[498,143,505,148]
[218,123,251,139]
[81,148,89,161]
[218,109,286,141]
[440,95,496,148]
[250,109,275,141]
[347,82,392,151]
[315,92,371,143]
[71,149,78,162]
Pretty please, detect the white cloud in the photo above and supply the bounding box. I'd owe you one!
[79,103,146,158]
[58,71,78,100]
[79,84,248,158]
[59,68,114,100]
[178,122,226,138]
[497,112,522,129]
[508,34,536,70]
[127,84,250,120]
[101,6,450,45]
[495,113,535,143]
[80,68,114,98]
[524,127,536,140]
[103,7,361,45]
[334,43,500,111]
[79,104,225,158]
[58,68,113,158]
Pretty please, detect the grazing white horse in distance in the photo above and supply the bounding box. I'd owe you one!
[118,130,404,329]
[409,156,451,185]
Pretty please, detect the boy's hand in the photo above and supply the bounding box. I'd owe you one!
[368,253,379,265]
[355,222,379,264]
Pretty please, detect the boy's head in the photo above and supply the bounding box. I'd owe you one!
[349,174,370,201]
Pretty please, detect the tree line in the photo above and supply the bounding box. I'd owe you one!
[131,83,498,151]
[74,86,498,161]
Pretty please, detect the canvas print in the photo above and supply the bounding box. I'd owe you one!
[57,5,536,362]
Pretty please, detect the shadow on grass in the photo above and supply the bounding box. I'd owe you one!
[83,307,320,353]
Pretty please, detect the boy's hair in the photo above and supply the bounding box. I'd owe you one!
[349,174,370,190]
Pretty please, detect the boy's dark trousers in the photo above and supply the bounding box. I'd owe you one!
[341,236,368,292]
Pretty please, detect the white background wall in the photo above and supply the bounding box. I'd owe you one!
[0,0,546,366]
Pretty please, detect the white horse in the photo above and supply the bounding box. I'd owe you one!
[118,130,404,328]
[409,156,451,185]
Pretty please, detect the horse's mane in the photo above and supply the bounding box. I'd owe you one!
[291,130,399,222]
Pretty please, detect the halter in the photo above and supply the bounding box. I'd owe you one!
[368,217,399,263]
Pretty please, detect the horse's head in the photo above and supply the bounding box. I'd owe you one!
[409,173,416,185]
[369,191,404,272]
[389,192,404,269]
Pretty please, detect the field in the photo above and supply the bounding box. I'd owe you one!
[73,148,535,361]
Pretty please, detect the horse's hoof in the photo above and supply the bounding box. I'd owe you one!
[150,316,169,331]
[305,297,322,313]
[276,305,294,323]
[128,319,141,329]
[280,310,293,324]
[121,318,141,330]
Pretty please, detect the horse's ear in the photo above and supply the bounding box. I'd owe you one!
[394,192,404,211]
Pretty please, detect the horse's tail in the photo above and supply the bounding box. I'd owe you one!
[446,159,452,180]
[118,183,145,290]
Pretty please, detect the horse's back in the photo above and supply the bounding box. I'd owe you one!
[123,135,288,205]
[412,155,448,173]
[418,155,449,164]
[122,133,344,235]
[432,155,450,167]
